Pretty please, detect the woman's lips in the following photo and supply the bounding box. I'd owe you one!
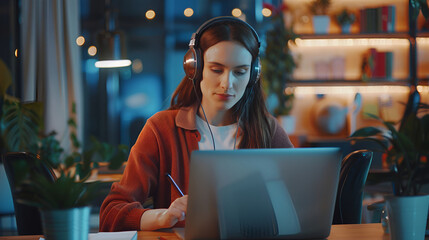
[216,93,234,101]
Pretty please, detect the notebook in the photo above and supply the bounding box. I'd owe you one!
[184,147,342,240]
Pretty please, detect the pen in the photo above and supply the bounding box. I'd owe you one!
[165,173,185,197]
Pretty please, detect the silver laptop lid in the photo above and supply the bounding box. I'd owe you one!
[185,147,342,240]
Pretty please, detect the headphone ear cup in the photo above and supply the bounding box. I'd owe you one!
[248,57,261,88]
[183,48,197,82]
[183,47,203,84]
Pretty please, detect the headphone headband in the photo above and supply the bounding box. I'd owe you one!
[189,16,261,49]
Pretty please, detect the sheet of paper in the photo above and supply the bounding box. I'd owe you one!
[89,231,137,240]
[173,228,185,240]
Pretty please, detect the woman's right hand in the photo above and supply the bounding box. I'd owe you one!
[140,195,188,230]
[159,195,188,228]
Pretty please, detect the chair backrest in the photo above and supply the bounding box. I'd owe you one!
[333,149,373,224]
[0,163,14,215]
[2,152,56,235]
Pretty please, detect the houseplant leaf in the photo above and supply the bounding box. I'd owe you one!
[2,99,43,152]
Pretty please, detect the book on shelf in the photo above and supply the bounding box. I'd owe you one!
[361,48,393,81]
[360,5,396,33]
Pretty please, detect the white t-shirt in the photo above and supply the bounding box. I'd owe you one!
[196,115,241,150]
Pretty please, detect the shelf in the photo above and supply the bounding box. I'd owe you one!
[417,32,429,37]
[287,79,411,87]
[418,79,429,86]
[297,32,411,39]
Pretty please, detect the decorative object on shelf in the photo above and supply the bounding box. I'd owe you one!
[350,89,429,240]
[314,60,330,80]
[308,0,331,34]
[410,0,429,21]
[330,56,345,79]
[261,2,298,129]
[313,96,348,135]
[335,8,355,34]
[313,57,345,80]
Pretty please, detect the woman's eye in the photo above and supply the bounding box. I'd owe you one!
[234,69,247,76]
[211,68,223,74]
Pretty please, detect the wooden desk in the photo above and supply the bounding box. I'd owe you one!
[328,223,387,240]
[3,223,428,239]
[0,223,396,240]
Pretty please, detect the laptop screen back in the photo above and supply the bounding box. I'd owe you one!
[185,147,342,240]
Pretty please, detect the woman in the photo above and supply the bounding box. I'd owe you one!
[99,16,293,232]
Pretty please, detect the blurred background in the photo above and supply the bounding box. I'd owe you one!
[1,0,428,149]
[1,0,429,235]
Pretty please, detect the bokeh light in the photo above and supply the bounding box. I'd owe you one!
[88,46,97,56]
[146,10,156,20]
[232,8,242,17]
[184,8,194,17]
[76,36,85,46]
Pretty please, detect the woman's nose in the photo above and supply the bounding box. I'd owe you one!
[220,71,234,90]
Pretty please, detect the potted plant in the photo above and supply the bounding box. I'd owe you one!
[308,0,331,34]
[410,0,429,21]
[350,89,429,240]
[335,8,356,34]
[261,2,298,134]
[1,58,129,239]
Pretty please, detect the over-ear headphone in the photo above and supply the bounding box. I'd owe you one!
[183,16,261,88]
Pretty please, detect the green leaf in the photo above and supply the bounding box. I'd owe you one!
[350,126,383,138]
[420,0,429,19]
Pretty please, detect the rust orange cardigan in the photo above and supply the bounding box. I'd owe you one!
[99,105,293,231]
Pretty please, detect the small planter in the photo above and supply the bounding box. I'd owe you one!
[40,206,91,240]
[341,24,351,34]
[312,15,330,34]
[385,195,429,240]
[279,115,296,134]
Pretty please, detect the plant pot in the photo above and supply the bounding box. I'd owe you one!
[385,195,429,240]
[40,206,91,240]
[312,15,330,34]
[341,24,351,34]
[279,115,296,134]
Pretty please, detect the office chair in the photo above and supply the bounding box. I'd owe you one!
[333,149,373,224]
[2,152,57,235]
[0,163,15,235]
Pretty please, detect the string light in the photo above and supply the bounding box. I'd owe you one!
[146,10,156,20]
[76,36,85,46]
[184,8,193,17]
[262,8,272,17]
[232,8,242,17]
[88,46,97,56]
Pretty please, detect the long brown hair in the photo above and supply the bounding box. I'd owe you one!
[170,19,272,148]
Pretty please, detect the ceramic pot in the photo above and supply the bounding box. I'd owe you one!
[385,195,429,240]
[279,115,296,135]
[40,206,90,240]
[341,24,351,34]
[312,15,330,34]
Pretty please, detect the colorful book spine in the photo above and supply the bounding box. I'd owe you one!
[359,5,396,33]
[361,48,394,80]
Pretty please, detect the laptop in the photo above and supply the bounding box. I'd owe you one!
[182,147,342,240]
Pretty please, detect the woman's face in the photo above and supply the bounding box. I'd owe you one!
[200,41,252,114]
